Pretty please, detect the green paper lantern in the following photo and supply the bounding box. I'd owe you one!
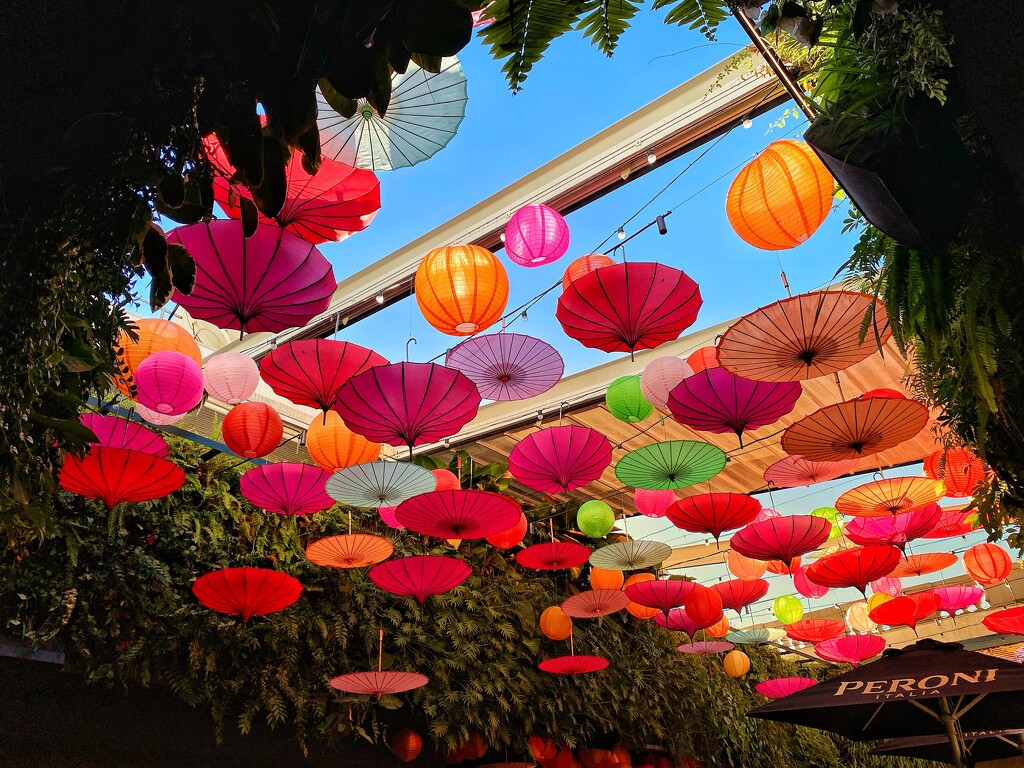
[773,594,804,625]
[811,506,843,541]
[577,500,615,538]
[605,375,653,423]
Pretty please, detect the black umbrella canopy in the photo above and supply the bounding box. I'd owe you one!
[872,729,1024,766]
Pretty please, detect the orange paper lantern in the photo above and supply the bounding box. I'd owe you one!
[766,556,801,575]
[432,468,460,491]
[590,567,625,590]
[415,245,509,336]
[529,736,558,762]
[726,139,833,250]
[723,649,750,678]
[923,448,986,498]
[391,729,423,762]
[305,411,380,472]
[964,542,1013,585]
[113,318,202,396]
[705,614,730,637]
[562,254,615,291]
[623,573,660,619]
[540,606,573,640]
[727,549,768,581]
[222,402,283,459]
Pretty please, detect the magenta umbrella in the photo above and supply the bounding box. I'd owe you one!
[844,505,944,552]
[79,414,168,457]
[932,585,985,614]
[508,425,612,494]
[335,362,481,454]
[729,515,832,573]
[444,333,564,401]
[394,490,521,539]
[655,607,701,635]
[239,463,335,516]
[167,220,336,336]
[669,367,802,446]
[259,339,388,413]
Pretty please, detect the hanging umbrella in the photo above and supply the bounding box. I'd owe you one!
[728,515,831,571]
[305,534,394,569]
[561,589,631,618]
[844,505,944,550]
[516,541,591,570]
[167,220,335,336]
[335,362,480,453]
[716,291,890,382]
[793,563,830,598]
[983,606,1024,635]
[329,671,429,697]
[614,440,727,491]
[655,607,701,635]
[666,493,762,542]
[633,487,676,518]
[588,540,672,570]
[325,461,436,508]
[368,555,471,603]
[835,477,946,518]
[781,393,929,461]
[668,367,801,446]
[785,619,846,644]
[240,463,335,517]
[394,489,521,539]
[713,579,770,615]
[678,641,734,655]
[868,592,942,634]
[726,628,772,645]
[924,508,978,539]
[192,567,302,621]
[623,579,695,615]
[259,340,388,413]
[318,57,467,171]
[806,545,902,596]
[756,678,818,699]
[444,333,563,401]
[79,413,168,457]
[814,634,885,667]
[538,655,609,675]
[508,425,612,494]
[888,552,959,578]
[872,730,1024,766]
[556,262,702,360]
[932,585,984,615]
[763,456,858,488]
[59,446,185,509]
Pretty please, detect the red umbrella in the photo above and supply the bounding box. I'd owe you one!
[192,567,302,621]
[668,367,801,446]
[79,413,168,456]
[335,362,481,452]
[561,589,631,618]
[889,552,958,578]
[806,545,902,595]
[814,634,885,667]
[982,606,1024,636]
[167,220,335,336]
[684,583,725,630]
[729,515,832,571]
[836,477,946,518]
[763,456,858,488]
[394,490,521,540]
[623,579,695,615]
[516,541,591,571]
[329,671,429,697]
[785,619,845,644]
[665,493,762,542]
[368,556,471,603]
[869,591,942,633]
[756,678,818,699]
[538,655,609,675]
[678,641,734,655]
[444,333,564,401]
[508,425,612,494]
[59,446,185,509]
[844,505,943,550]
[923,508,978,539]
[305,534,394,569]
[713,579,770,615]
[239,463,335,516]
[556,262,702,359]
[259,339,387,412]
[794,564,830,598]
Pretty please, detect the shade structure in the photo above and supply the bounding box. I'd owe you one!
[678,641,734,655]
[814,634,885,667]
[641,356,693,411]
[726,628,771,645]
[318,57,467,171]
[785,619,846,644]
[806,545,902,595]
[167,220,335,335]
[665,493,762,542]
[192,567,302,621]
[781,394,929,461]
[729,515,832,570]
[932,585,985,614]
[983,606,1024,635]
[668,367,802,446]
[329,671,429,697]
[394,490,521,540]
[633,488,675,518]
[728,550,768,581]
[623,579,695,614]
[516,541,591,570]
[924,508,978,539]
[259,340,387,413]
[134,351,204,415]
[306,411,381,473]
[717,291,890,382]
[325,461,436,508]
[504,203,570,267]
[561,589,631,618]
[614,440,727,491]
[445,333,563,401]
[869,592,942,633]
[923,448,987,498]
[305,534,394,569]
[555,261,702,359]
[835,477,946,519]
[335,362,480,452]
[112,317,202,397]
[508,425,612,494]
[756,678,818,699]
[240,463,335,516]
[763,456,858,488]
[872,730,1024,766]
[844,505,944,550]
[963,543,1014,585]
[889,552,958,579]
[368,556,471,603]
[587,540,672,571]
[59,446,185,509]
[538,655,609,675]
[793,564,830,598]
[79,414,168,457]
[713,579,769,615]
[203,351,260,404]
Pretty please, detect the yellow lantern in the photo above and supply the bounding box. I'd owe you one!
[867,592,894,611]
[724,650,751,678]
[772,594,804,625]
[846,601,876,633]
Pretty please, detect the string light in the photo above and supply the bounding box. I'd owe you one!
[616,227,626,240]
[647,151,657,165]
[742,116,753,129]
[376,292,385,304]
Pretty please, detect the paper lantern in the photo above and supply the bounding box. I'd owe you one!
[222,402,283,459]
[540,605,573,640]
[684,583,724,630]
[192,567,302,621]
[870,577,903,597]
[509,425,612,494]
[846,601,877,633]
[633,488,675,518]
[260,339,388,413]
[723,650,750,678]
[240,463,335,516]
[623,573,660,619]
[505,203,570,267]
[58,446,185,509]
[964,543,1013,585]
[923,448,986,497]
[487,512,528,550]
[133,401,185,426]
[431,469,461,492]
[590,567,625,590]
[687,347,719,373]
[666,493,761,542]
[727,550,768,582]
[606,375,653,423]
[562,253,615,290]
[112,318,201,396]
[773,594,804,625]
[306,411,380,473]
[867,592,894,611]
[705,614,730,637]
[726,139,833,250]
[415,245,509,335]
[79,414,167,457]
[793,564,829,599]
[641,356,692,410]
[391,729,423,762]
[756,678,817,699]
[577,500,615,538]
[134,351,204,416]
[203,352,260,404]
[713,579,769,615]
[805,545,902,596]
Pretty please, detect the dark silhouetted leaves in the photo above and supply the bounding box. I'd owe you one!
[157,171,186,209]
[319,78,358,118]
[250,136,287,218]
[141,225,168,277]
[240,197,259,237]
[166,243,196,296]
[149,269,174,311]
[399,0,473,56]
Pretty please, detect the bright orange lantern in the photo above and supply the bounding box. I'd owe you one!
[415,244,509,336]
[723,649,750,678]
[113,318,202,396]
[222,402,283,459]
[964,542,1013,585]
[305,411,380,472]
[562,254,615,291]
[766,556,801,575]
[686,346,719,373]
[705,614,730,637]
[727,549,767,581]
[623,573,660,619]
[540,605,573,640]
[726,139,833,251]
[590,567,625,590]
[923,448,986,498]
[391,729,423,762]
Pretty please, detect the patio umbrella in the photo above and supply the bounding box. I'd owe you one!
[368,555,471,603]
[835,477,946,518]
[240,463,335,517]
[844,505,944,551]
[756,678,818,699]
[444,333,564,401]
[561,589,631,618]
[716,290,890,382]
[806,545,902,596]
[79,413,168,457]
[728,515,831,572]
[785,618,845,644]
[814,634,885,667]
[678,641,734,655]
[588,540,672,570]
[872,730,1024,766]
[713,578,769,615]
[614,440,726,490]
[538,654,609,675]
[259,339,387,413]
[516,541,591,570]
[59,446,185,509]
[394,489,521,539]
[325,461,436,508]
[763,456,858,488]
[869,592,942,633]
[192,567,302,621]
[508,425,612,494]
[556,262,702,360]
[305,534,394,569]
[665,493,762,542]
[889,552,958,578]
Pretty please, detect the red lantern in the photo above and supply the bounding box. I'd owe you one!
[687,347,719,373]
[487,511,528,550]
[432,468,461,491]
[222,402,283,459]
[684,583,724,629]
[391,729,423,762]
[963,543,1013,585]
[923,448,986,498]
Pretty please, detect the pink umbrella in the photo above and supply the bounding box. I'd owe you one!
[394,490,521,539]
[640,356,692,410]
[561,589,631,618]
[444,333,564,401]
[932,585,985,614]
[677,641,734,654]
[729,515,832,572]
[668,367,802,446]
[654,607,700,635]
[260,339,388,412]
[623,579,695,615]
[633,488,675,518]
[167,220,335,336]
[713,579,770,615]
[870,577,903,597]
[793,564,829,598]
[79,414,168,457]
[239,463,335,516]
[538,655,609,675]
[814,634,885,666]
[756,678,817,699]
[134,351,204,416]
[378,505,402,528]
[368,556,471,603]
[763,456,858,488]
[508,425,612,494]
[844,505,944,551]
[329,671,428,697]
[923,508,979,538]
[335,362,481,453]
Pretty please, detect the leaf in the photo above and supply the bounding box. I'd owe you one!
[27,413,99,444]
[366,55,394,117]
[399,0,474,57]
[150,269,174,311]
[410,52,444,73]
[59,336,106,372]
[240,197,260,238]
[250,136,287,219]
[158,172,186,209]
[377,694,404,709]
[576,0,643,57]
[141,224,168,277]
[651,0,729,40]
[166,244,196,296]
[296,125,322,176]
[319,78,358,119]
[481,0,587,91]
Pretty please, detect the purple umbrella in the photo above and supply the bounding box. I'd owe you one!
[668,367,802,446]
[445,333,564,401]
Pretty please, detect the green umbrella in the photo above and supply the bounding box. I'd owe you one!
[614,440,727,490]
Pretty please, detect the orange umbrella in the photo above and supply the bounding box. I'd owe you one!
[889,552,958,578]
[835,477,945,518]
[305,534,394,569]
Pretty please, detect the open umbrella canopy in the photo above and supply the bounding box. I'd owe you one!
[763,456,858,488]
[889,552,958,579]
[932,585,985,614]
[794,564,830,598]
[814,634,885,667]
[623,579,695,614]
[588,540,672,571]
[517,541,591,570]
[844,505,944,550]
[756,678,818,699]
[835,477,946,518]
[394,490,521,539]
[869,592,942,632]
[924,508,979,539]
[806,545,902,596]
[368,556,471,603]
[983,606,1024,635]
[305,534,394,569]
[785,618,845,644]
[329,671,429,697]
[713,579,769,615]
[666,493,762,542]
[509,425,612,494]
[727,628,772,645]
[325,461,437,508]
[561,589,631,618]
[538,655,609,675]
[729,515,832,570]
[240,463,335,517]
[259,340,387,412]
[614,440,727,490]
[872,729,1024,766]
[59,446,185,509]
[445,332,564,401]
[192,567,302,622]
[79,413,168,457]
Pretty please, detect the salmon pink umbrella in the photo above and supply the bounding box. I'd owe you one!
[325,461,436,508]
[59,446,185,509]
[763,456,858,488]
[729,515,832,571]
[79,414,168,456]
[335,362,480,453]
[538,655,608,675]
[983,606,1024,635]
[932,585,984,614]
[844,505,944,550]
[329,670,429,697]
[508,425,612,494]
[623,579,695,615]
[516,541,591,570]
[666,493,762,542]
[192,567,302,621]
[561,589,631,618]
[655,607,701,635]
[588,540,672,571]
[806,545,902,596]
[868,591,941,633]
[556,262,702,360]
[305,534,394,569]
[240,463,335,516]
[368,556,471,603]
[614,440,727,491]
[678,641,734,654]
[167,220,335,336]
[785,619,845,644]
[444,333,563,401]
[259,340,387,413]
[394,490,521,539]
[814,635,885,666]
[889,552,958,579]
[756,678,818,699]
[633,488,675,518]
[870,577,903,597]
[794,564,830,598]
[713,579,769,615]
[923,508,978,539]
[835,477,945,518]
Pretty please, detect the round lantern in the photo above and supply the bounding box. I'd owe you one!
[867,591,894,612]
[723,650,750,678]
[870,577,903,597]
[923,448,986,498]
[392,729,423,762]
[562,253,615,290]
[504,203,570,267]
[134,351,204,416]
[306,411,380,472]
[624,573,660,619]
[686,347,719,373]
[590,567,625,590]
[203,352,260,404]
[222,402,283,459]
[846,601,877,633]
[705,614,730,637]
[432,468,460,491]
[772,594,804,625]
[577,500,615,538]
[112,317,202,396]
[726,139,833,250]
[641,356,692,411]
[134,401,185,426]
[606,375,654,423]
[727,550,767,582]
[811,506,843,541]
[540,605,573,640]
[487,512,528,550]
[964,542,1013,585]
[415,245,509,335]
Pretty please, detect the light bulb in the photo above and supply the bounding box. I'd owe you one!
[499,232,506,243]
[742,117,753,129]
[616,227,626,240]
[376,292,385,304]
[646,151,657,165]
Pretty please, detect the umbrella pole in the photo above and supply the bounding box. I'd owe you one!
[938,697,965,768]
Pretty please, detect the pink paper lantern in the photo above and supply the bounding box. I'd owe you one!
[634,488,675,518]
[204,352,260,404]
[134,401,185,426]
[640,357,692,410]
[134,351,204,415]
[870,577,903,597]
[793,564,829,599]
[504,203,570,267]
